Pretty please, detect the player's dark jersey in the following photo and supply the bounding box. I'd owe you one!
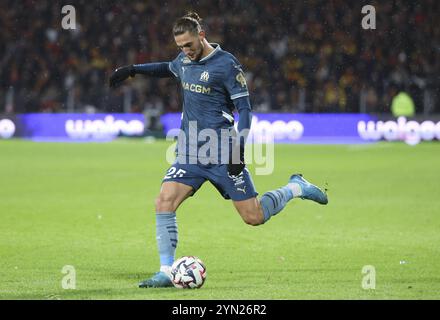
[168,44,250,164]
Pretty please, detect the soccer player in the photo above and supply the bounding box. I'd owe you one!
[109,12,328,288]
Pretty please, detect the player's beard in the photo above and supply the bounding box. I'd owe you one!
[192,42,204,61]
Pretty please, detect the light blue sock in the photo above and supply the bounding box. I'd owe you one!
[260,186,294,223]
[156,212,178,267]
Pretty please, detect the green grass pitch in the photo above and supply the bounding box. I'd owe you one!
[1,139,439,300]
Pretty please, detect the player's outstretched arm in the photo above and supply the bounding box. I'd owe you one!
[109,62,174,88]
[109,65,135,88]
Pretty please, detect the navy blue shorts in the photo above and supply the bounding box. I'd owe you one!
[162,162,258,201]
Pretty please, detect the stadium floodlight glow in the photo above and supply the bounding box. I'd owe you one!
[0,119,16,139]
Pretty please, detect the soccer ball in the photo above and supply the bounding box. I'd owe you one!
[170,256,207,289]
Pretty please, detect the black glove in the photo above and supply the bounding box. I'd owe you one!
[227,145,245,177]
[109,65,135,88]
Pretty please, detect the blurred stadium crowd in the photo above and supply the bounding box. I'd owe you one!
[0,0,438,118]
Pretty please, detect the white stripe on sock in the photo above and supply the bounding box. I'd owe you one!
[160,265,172,276]
[287,183,303,197]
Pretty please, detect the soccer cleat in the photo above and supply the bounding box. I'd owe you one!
[288,174,328,205]
[138,271,173,288]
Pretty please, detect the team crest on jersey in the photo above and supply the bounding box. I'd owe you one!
[236,71,247,88]
[200,71,209,82]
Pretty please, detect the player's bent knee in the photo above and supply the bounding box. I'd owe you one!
[241,211,264,226]
[155,194,177,212]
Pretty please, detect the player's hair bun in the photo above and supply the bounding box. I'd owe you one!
[173,11,203,36]
[184,11,202,23]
